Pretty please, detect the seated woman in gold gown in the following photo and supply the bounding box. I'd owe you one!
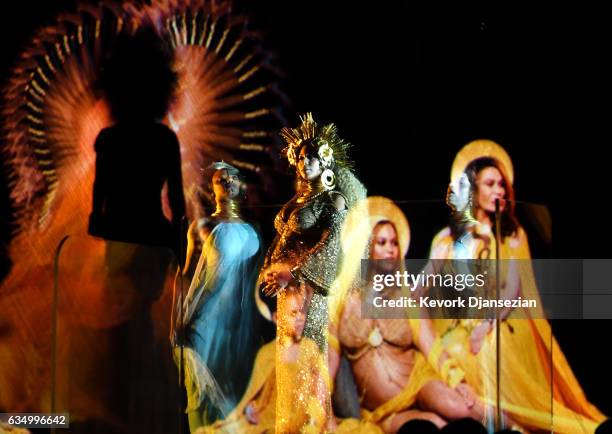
[200,289,330,434]
[329,196,484,433]
[428,140,606,433]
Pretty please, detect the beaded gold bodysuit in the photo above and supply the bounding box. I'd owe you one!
[266,187,346,349]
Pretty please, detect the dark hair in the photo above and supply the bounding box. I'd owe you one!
[374,220,395,230]
[441,418,487,434]
[259,290,277,315]
[397,419,439,434]
[298,140,319,157]
[451,156,519,241]
[100,27,178,123]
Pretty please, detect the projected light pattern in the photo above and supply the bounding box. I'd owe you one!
[0,0,283,413]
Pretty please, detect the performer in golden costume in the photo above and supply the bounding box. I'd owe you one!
[330,197,483,433]
[429,140,606,433]
[260,113,366,432]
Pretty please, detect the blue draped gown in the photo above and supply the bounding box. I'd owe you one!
[178,221,262,427]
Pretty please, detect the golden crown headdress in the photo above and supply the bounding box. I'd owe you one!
[280,112,352,170]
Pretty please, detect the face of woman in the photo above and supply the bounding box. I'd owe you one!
[371,223,400,275]
[372,223,400,260]
[212,169,240,200]
[475,166,506,213]
[279,292,306,340]
[297,146,322,181]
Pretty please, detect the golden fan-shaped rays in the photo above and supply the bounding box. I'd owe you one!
[0,0,284,416]
[2,0,283,243]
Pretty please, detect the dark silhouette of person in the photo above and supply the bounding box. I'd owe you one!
[84,27,186,434]
[89,27,185,253]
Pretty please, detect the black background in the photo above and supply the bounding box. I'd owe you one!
[1,0,610,416]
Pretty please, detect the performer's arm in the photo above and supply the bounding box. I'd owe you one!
[413,319,467,389]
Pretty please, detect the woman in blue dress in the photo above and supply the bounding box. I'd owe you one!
[173,161,263,432]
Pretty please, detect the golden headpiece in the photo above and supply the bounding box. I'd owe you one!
[340,196,410,262]
[204,160,240,175]
[450,139,514,191]
[367,196,411,257]
[280,112,352,171]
